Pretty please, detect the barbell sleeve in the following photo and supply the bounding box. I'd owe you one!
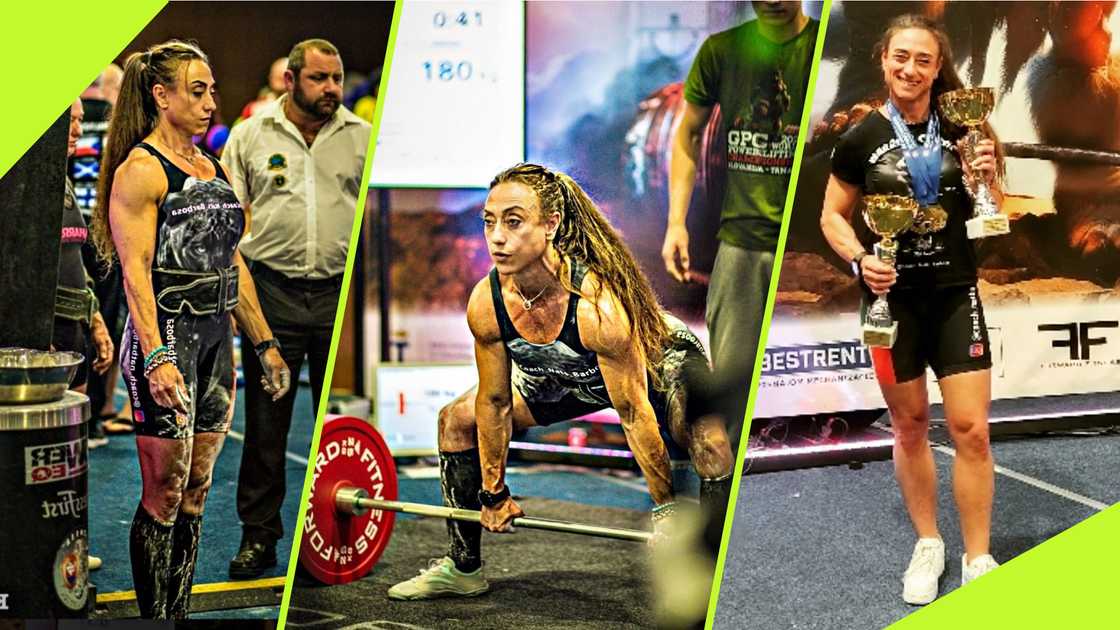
[335,486,652,543]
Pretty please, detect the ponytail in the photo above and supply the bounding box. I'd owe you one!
[91,40,209,266]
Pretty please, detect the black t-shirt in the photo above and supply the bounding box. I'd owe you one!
[831,110,977,289]
[58,178,89,291]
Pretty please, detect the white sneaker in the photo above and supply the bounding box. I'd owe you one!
[902,537,945,605]
[387,557,489,601]
[962,553,999,585]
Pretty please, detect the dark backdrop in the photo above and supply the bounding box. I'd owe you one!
[114,1,394,125]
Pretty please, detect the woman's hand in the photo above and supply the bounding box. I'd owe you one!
[148,362,189,416]
[480,496,525,533]
[961,138,997,186]
[860,255,897,295]
[259,347,291,401]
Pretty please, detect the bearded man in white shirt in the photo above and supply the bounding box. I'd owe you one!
[221,38,371,578]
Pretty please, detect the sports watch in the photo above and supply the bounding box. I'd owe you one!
[851,251,868,277]
[478,485,511,508]
[254,338,282,358]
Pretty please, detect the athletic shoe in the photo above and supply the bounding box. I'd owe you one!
[902,537,945,605]
[387,557,489,600]
[962,553,999,585]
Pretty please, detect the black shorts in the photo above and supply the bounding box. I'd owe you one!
[862,284,992,384]
[520,324,708,458]
[52,316,90,389]
[121,311,235,439]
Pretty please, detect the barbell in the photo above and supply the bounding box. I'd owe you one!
[300,415,652,585]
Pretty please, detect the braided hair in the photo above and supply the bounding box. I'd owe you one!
[491,164,672,387]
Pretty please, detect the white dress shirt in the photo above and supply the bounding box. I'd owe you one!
[222,95,371,279]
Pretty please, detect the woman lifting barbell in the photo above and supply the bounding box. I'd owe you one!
[387,163,734,601]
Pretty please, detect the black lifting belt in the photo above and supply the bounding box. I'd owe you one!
[152,265,240,316]
[54,285,99,324]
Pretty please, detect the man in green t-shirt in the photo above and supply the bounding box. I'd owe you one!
[662,1,818,450]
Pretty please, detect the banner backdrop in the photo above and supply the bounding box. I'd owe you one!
[757,1,1120,418]
[369,3,834,375]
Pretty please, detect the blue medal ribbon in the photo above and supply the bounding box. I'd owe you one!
[886,100,941,208]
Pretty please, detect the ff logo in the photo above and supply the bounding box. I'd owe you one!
[1038,321,1119,360]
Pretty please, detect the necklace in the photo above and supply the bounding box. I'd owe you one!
[512,282,548,310]
[172,145,199,165]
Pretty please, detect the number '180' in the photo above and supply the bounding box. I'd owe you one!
[423,60,474,81]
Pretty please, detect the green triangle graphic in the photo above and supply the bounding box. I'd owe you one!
[890,503,1120,628]
[0,1,166,179]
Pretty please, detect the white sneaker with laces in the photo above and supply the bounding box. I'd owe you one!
[902,537,945,605]
[962,553,999,585]
[387,557,489,601]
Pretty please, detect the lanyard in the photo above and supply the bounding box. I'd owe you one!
[886,100,941,207]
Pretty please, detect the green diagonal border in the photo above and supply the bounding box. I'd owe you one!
[275,1,403,626]
[890,503,1120,628]
[703,2,833,627]
[0,2,167,181]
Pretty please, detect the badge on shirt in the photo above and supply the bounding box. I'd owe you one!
[268,153,287,171]
[273,174,287,188]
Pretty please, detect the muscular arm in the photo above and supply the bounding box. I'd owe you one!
[820,174,864,264]
[109,152,188,412]
[821,175,896,295]
[219,160,288,399]
[109,153,170,360]
[662,101,713,283]
[467,278,514,494]
[579,285,673,505]
[230,248,272,344]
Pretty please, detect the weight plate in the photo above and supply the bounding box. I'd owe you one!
[300,415,398,585]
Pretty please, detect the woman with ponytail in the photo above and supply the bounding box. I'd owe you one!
[387,163,733,601]
[92,40,290,618]
[821,15,1002,605]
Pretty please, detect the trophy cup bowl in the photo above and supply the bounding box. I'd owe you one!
[938,87,994,127]
[860,194,918,348]
[938,87,1009,238]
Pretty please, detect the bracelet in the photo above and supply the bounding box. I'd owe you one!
[143,352,175,378]
[651,501,678,522]
[143,345,169,369]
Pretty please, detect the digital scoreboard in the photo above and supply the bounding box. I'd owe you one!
[369,2,525,188]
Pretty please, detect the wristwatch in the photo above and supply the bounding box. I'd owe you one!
[254,338,282,358]
[478,485,511,508]
[851,251,868,277]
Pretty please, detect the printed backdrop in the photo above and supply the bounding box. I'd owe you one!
[368,3,831,373]
[757,1,1120,417]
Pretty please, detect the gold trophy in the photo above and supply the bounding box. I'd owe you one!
[861,194,919,348]
[938,87,1010,239]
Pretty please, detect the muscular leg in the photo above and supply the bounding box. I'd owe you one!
[939,369,993,562]
[667,386,734,554]
[882,376,940,540]
[437,387,537,572]
[131,435,190,619]
[167,431,226,618]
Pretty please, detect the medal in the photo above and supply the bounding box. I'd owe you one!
[911,204,948,235]
[886,101,944,227]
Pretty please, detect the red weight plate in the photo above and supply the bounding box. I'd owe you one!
[300,415,399,585]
